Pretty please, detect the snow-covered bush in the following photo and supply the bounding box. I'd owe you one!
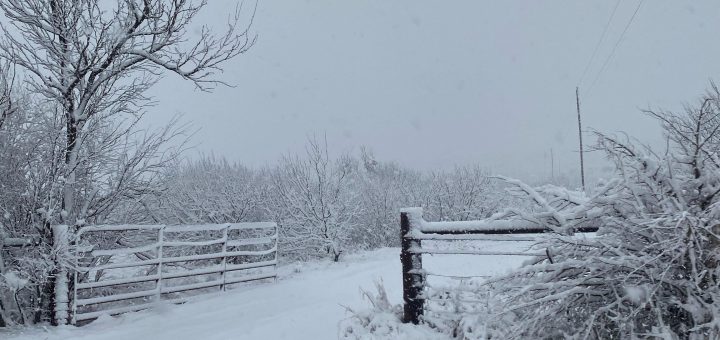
[471,85,720,339]
[340,282,447,340]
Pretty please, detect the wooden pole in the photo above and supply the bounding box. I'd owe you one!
[156,227,164,302]
[576,87,586,191]
[51,225,70,326]
[400,210,425,324]
[550,148,555,182]
[220,225,228,291]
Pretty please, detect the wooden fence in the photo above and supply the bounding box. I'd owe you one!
[68,222,278,324]
[399,208,597,324]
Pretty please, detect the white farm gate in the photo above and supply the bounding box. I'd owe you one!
[70,222,278,324]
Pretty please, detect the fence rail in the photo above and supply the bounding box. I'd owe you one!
[70,222,278,324]
[399,208,597,324]
[1,236,40,247]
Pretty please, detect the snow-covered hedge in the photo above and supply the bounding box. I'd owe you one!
[471,87,720,339]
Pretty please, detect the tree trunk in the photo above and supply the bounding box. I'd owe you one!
[61,118,78,224]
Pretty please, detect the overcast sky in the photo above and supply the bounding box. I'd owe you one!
[145,0,720,181]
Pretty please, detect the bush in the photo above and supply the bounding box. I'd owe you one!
[473,85,720,339]
[339,282,448,340]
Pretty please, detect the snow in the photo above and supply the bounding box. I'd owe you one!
[2,246,532,340]
[401,205,549,235]
[422,219,544,233]
[1,271,29,291]
[624,285,648,305]
[340,309,446,340]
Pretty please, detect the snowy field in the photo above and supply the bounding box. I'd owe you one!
[2,244,535,340]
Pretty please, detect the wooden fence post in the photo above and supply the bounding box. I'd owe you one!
[400,208,425,324]
[220,225,228,291]
[156,227,164,302]
[273,224,279,283]
[0,226,6,274]
[52,225,70,326]
[71,227,80,325]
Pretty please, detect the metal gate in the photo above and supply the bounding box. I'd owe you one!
[71,222,278,324]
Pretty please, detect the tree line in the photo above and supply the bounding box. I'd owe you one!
[136,141,516,262]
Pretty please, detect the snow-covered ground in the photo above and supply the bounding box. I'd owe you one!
[2,245,534,340]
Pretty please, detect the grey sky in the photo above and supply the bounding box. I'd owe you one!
[145,0,720,181]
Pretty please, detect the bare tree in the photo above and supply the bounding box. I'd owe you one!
[270,137,359,261]
[0,0,256,225]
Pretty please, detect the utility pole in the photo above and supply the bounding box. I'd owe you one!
[576,87,586,191]
[550,148,555,182]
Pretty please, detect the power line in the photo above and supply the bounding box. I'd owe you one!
[586,0,646,95]
[578,0,621,87]
[576,87,585,191]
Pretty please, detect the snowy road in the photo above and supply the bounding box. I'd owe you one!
[3,246,530,340]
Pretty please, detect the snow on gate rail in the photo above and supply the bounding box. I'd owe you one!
[399,208,597,325]
[70,222,278,324]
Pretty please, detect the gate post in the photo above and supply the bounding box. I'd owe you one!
[400,208,425,324]
[51,225,70,326]
[220,225,229,291]
[156,226,165,301]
